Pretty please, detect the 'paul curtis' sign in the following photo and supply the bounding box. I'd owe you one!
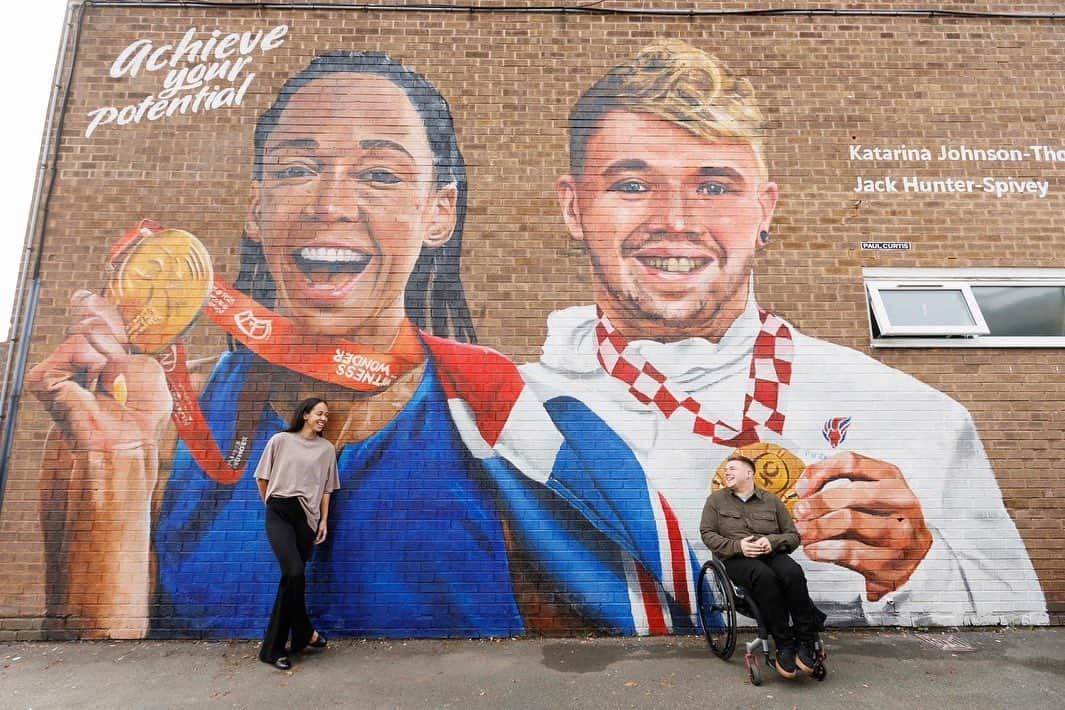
[86,25,289,138]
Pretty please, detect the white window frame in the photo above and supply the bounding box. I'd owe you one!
[866,280,989,336]
[864,268,1065,348]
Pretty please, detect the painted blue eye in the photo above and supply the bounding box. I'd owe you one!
[697,182,730,196]
[359,169,401,185]
[609,180,648,194]
[273,166,314,180]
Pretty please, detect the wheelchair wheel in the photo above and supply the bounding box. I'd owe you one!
[745,653,763,686]
[696,559,736,660]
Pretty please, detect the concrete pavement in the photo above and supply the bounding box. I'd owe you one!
[2,628,1062,709]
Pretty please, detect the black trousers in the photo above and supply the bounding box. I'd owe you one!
[724,552,819,647]
[259,496,316,662]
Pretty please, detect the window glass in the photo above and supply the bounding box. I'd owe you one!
[879,289,976,327]
[864,269,1065,347]
[972,286,1065,337]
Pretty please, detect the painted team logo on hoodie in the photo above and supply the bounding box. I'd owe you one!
[822,416,852,448]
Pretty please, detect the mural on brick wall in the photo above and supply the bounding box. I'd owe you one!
[23,35,1048,640]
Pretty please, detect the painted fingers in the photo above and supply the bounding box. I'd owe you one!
[795,451,932,601]
[26,290,171,447]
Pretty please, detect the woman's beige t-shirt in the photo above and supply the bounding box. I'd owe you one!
[254,432,340,532]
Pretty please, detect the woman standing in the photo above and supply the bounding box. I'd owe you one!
[256,398,339,670]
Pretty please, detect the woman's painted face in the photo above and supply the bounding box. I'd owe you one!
[247,73,457,347]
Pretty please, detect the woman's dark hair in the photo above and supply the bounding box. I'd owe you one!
[285,397,328,435]
[234,51,476,343]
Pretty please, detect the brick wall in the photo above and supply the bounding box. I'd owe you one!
[0,0,1061,640]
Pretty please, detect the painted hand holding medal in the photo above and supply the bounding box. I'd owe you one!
[104,219,424,483]
[105,225,214,357]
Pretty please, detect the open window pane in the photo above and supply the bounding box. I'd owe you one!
[880,289,975,327]
[867,281,989,336]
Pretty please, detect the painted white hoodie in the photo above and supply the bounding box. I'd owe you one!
[521,300,1048,627]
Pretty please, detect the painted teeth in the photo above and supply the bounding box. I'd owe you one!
[642,257,706,273]
[298,247,368,263]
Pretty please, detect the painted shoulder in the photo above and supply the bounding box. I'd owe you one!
[519,357,608,403]
[420,333,514,368]
[788,328,973,423]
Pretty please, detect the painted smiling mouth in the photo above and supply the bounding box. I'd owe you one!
[293,247,371,284]
[637,256,710,274]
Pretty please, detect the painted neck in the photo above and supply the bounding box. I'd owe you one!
[594,284,750,345]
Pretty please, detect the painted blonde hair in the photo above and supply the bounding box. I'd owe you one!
[568,39,768,179]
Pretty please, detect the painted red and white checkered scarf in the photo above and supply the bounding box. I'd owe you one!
[594,308,794,447]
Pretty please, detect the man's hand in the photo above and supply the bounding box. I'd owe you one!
[740,535,769,558]
[794,451,933,601]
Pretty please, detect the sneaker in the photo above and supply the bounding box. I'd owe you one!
[772,644,798,679]
[796,640,818,675]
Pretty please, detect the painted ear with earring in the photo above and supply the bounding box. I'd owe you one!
[759,230,771,245]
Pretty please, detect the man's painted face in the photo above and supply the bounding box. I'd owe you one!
[247,73,457,345]
[558,111,777,341]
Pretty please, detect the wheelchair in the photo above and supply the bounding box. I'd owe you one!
[696,557,827,685]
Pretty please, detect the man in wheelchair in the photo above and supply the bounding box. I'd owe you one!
[700,454,826,679]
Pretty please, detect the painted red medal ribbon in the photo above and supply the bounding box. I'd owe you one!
[202,278,425,391]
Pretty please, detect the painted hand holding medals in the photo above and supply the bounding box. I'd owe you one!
[107,220,424,484]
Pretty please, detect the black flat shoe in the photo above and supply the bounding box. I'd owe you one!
[308,632,327,649]
[261,655,291,670]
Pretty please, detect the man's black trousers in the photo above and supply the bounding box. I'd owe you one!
[723,552,819,647]
[260,496,316,663]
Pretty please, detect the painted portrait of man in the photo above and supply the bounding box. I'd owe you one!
[521,40,1048,627]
